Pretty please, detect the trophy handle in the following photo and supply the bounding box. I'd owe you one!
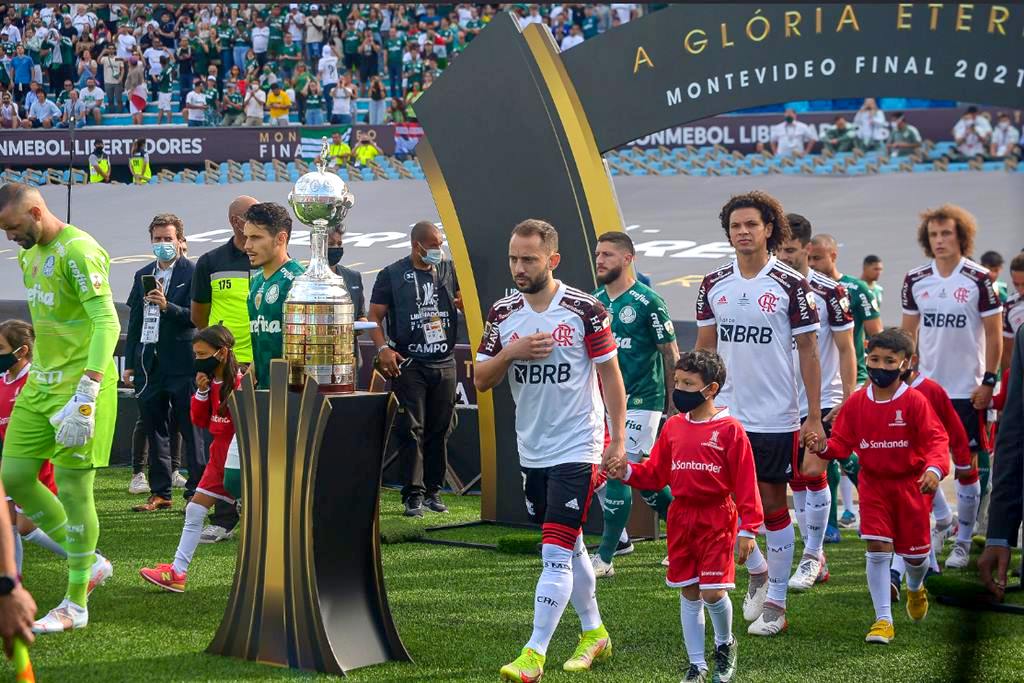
[316,137,330,174]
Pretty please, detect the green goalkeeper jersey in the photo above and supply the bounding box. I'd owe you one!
[248,258,305,388]
[838,273,881,383]
[18,225,118,399]
[594,280,676,411]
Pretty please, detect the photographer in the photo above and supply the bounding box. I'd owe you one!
[953,106,992,160]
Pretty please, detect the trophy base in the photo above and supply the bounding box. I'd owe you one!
[290,382,355,394]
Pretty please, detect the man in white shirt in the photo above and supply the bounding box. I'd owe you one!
[990,112,1021,159]
[611,3,637,24]
[0,18,22,46]
[286,5,305,43]
[521,5,544,25]
[953,106,992,158]
[243,84,266,126]
[305,5,326,62]
[72,5,97,36]
[560,24,584,51]
[143,39,170,77]
[184,80,207,127]
[116,25,137,59]
[79,78,106,126]
[251,16,270,64]
[769,109,817,158]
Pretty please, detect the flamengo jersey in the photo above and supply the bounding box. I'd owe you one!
[696,257,819,432]
[901,257,1002,399]
[1004,291,1024,339]
[594,280,676,410]
[477,281,617,468]
[796,270,854,414]
[625,407,764,535]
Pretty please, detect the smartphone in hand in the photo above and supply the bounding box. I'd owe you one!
[141,274,159,294]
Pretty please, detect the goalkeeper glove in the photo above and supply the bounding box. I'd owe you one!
[49,376,101,448]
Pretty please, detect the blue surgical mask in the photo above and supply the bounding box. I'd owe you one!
[423,248,443,266]
[152,242,177,262]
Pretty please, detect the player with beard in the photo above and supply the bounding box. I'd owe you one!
[777,214,856,592]
[695,191,825,637]
[590,231,678,578]
[476,220,626,681]
[901,205,1002,569]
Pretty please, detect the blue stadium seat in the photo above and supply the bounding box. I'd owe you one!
[948,162,970,172]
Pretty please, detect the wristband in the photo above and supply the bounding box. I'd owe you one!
[982,372,997,387]
[376,344,391,356]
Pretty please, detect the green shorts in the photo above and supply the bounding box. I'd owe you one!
[3,383,117,469]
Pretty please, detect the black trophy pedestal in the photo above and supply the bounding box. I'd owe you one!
[207,360,410,674]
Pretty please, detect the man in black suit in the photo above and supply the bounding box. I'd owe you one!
[123,214,201,511]
[979,322,1024,600]
[328,225,368,384]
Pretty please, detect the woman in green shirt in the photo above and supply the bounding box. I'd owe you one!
[404,81,422,122]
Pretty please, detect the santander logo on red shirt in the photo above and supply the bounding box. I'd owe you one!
[859,437,909,450]
[672,460,722,474]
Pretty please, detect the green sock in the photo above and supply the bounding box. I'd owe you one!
[842,453,860,487]
[1,457,68,548]
[597,479,632,564]
[54,468,98,607]
[977,449,991,495]
[827,460,841,528]
[639,487,673,517]
[223,467,241,500]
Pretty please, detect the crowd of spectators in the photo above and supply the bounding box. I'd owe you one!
[0,3,645,128]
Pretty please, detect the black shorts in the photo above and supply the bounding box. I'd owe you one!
[747,431,799,484]
[343,53,358,71]
[950,398,989,451]
[522,462,596,530]
[796,410,834,459]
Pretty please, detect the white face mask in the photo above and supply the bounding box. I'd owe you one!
[999,121,1009,130]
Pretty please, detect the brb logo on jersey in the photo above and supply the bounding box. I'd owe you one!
[923,312,967,328]
[551,322,574,347]
[719,324,773,344]
[758,291,779,313]
[513,363,571,385]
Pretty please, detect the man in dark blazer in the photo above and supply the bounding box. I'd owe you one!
[123,214,201,511]
[979,322,1024,600]
[328,225,368,384]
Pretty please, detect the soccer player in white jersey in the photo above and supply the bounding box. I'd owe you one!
[777,214,856,592]
[475,219,627,682]
[695,191,826,637]
[900,205,1002,569]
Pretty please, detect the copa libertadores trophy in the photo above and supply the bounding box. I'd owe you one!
[284,137,357,393]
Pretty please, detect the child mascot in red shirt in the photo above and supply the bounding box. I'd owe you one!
[805,328,949,645]
[609,349,763,683]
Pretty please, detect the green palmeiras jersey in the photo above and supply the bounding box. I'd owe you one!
[838,274,880,382]
[594,281,676,410]
[248,259,305,388]
[18,225,118,399]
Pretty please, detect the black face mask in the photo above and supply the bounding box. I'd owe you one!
[0,350,19,374]
[327,246,344,267]
[672,387,708,414]
[784,115,795,123]
[193,355,220,377]
[900,364,917,383]
[867,365,902,389]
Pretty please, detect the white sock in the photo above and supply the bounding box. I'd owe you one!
[172,501,209,574]
[928,548,940,572]
[12,525,22,575]
[525,543,574,656]
[791,489,807,544]
[955,480,981,544]
[866,551,893,623]
[803,486,831,557]
[904,557,929,591]
[619,529,629,545]
[23,527,68,558]
[765,523,795,607]
[744,541,768,575]
[932,486,952,525]
[891,554,905,581]
[704,595,733,647]
[570,534,602,632]
[680,596,707,671]
[840,475,855,515]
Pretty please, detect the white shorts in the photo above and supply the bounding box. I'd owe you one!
[610,409,662,460]
[157,92,172,111]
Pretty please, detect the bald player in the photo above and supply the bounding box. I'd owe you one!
[0,183,119,632]
[808,234,883,539]
[190,195,258,544]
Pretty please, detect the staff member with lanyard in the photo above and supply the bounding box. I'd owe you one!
[368,221,462,517]
[189,195,258,544]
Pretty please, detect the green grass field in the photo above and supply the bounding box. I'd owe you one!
[3,469,1021,682]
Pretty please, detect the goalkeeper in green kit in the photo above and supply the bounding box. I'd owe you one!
[0,184,117,633]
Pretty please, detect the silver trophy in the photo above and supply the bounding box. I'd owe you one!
[284,137,357,393]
